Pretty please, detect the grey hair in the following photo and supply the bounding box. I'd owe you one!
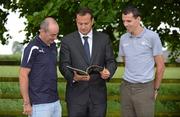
[40,17,57,32]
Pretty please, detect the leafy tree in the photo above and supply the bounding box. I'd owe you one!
[0,0,179,62]
[0,0,17,44]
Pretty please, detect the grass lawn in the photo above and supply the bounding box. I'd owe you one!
[0,82,180,117]
[0,66,180,79]
[0,66,180,117]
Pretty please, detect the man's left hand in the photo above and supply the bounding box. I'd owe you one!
[100,68,110,79]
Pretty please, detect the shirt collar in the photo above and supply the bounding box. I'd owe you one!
[36,35,54,48]
[129,28,146,39]
[79,29,93,39]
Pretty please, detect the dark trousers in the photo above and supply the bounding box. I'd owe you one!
[120,80,155,117]
[67,98,107,117]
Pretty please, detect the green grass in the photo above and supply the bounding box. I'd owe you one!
[0,54,21,61]
[162,67,180,78]
[0,82,180,116]
[0,66,180,117]
[1,82,180,98]
[0,66,180,79]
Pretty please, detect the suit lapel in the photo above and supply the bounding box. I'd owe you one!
[74,32,90,65]
[90,31,98,65]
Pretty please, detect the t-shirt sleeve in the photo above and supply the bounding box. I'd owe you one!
[118,37,125,57]
[151,33,163,56]
[21,45,39,68]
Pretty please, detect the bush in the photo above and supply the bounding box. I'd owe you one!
[0,54,21,61]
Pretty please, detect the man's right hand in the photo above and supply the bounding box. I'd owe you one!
[23,103,32,116]
[73,71,90,81]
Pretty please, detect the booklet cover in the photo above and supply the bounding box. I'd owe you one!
[66,65,104,75]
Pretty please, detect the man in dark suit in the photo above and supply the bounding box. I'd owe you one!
[59,7,117,117]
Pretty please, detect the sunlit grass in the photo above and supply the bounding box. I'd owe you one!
[0,66,180,79]
[0,82,180,116]
[0,65,180,117]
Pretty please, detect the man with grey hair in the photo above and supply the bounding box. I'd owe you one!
[19,17,62,117]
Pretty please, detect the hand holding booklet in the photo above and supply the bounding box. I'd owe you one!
[66,65,104,75]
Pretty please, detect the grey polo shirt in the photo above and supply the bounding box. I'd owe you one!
[119,28,163,83]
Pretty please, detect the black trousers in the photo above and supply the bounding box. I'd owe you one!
[67,98,107,117]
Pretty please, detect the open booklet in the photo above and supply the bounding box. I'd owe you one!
[66,65,104,75]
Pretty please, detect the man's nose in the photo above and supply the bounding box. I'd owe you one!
[53,35,58,39]
[81,24,86,29]
[123,22,128,27]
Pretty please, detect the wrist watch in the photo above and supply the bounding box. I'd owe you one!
[154,88,159,92]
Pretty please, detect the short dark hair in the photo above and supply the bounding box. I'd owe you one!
[76,7,94,19]
[122,5,141,18]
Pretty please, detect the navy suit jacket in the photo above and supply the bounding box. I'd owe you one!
[59,30,117,105]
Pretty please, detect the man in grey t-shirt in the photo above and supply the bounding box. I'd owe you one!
[119,5,165,117]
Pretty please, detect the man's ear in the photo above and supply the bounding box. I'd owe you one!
[92,18,95,27]
[92,18,94,23]
[39,29,45,33]
[137,16,141,21]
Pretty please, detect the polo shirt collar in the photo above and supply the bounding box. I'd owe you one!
[36,35,53,47]
[129,28,146,39]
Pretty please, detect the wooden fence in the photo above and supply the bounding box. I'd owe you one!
[0,61,180,117]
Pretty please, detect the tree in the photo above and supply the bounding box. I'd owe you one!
[0,0,179,62]
[0,0,17,44]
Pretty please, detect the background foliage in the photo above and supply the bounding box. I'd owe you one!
[0,0,179,62]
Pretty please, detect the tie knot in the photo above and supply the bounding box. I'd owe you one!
[83,36,88,40]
